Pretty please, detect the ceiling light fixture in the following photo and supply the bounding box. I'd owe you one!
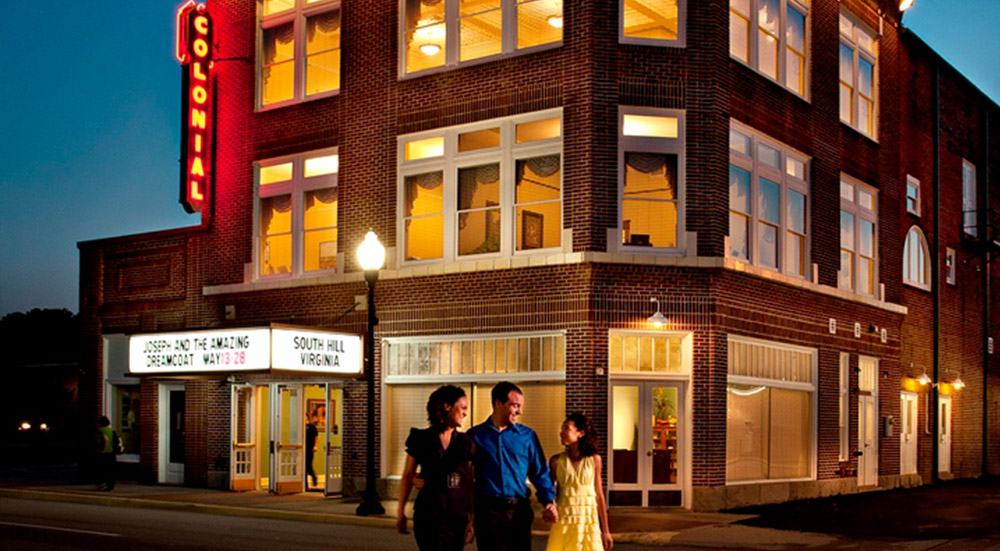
[419,43,441,56]
[547,15,563,29]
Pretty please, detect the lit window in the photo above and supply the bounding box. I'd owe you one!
[622,0,685,46]
[946,247,957,286]
[838,176,878,296]
[256,149,339,277]
[730,0,808,96]
[839,10,877,137]
[259,0,341,109]
[402,0,562,75]
[902,226,930,290]
[906,174,920,216]
[962,159,977,237]
[727,336,816,482]
[398,111,562,263]
[838,352,849,462]
[728,123,809,277]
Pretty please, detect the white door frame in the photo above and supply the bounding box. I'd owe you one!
[858,393,878,486]
[158,383,185,484]
[608,378,691,508]
[900,391,918,476]
[271,384,304,494]
[938,394,952,473]
[325,383,343,495]
[231,384,257,490]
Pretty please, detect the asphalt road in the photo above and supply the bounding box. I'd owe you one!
[0,498,664,551]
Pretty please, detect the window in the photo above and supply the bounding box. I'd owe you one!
[839,10,877,137]
[963,159,977,237]
[402,0,562,75]
[903,226,930,290]
[729,0,808,96]
[619,109,685,251]
[259,0,341,109]
[399,110,562,264]
[608,332,691,374]
[726,336,816,482]
[906,174,920,216]
[622,0,686,47]
[838,177,878,296]
[728,123,809,277]
[946,247,957,286]
[256,149,339,277]
[383,332,566,476]
[103,335,141,460]
[838,352,849,462]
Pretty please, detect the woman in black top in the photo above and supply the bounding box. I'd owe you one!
[397,385,475,551]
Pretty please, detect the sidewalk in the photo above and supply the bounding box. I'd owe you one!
[3,476,999,548]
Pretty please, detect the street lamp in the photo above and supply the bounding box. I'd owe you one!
[356,230,386,516]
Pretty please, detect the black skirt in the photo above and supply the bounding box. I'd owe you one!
[413,507,468,551]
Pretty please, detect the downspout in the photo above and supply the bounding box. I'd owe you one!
[983,107,991,477]
[932,58,941,484]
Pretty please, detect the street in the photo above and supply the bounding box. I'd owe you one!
[0,498,664,551]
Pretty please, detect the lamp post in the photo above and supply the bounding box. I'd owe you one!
[356,230,386,516]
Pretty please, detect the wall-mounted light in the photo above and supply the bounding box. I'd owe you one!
[647,297,668,328]
[899,0,915,12]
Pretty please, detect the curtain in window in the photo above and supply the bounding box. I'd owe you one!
[263,24,295,64]
[304,187,338,209]
[260,195,292,234]
[514,154,560,180]
[405,172,444,215]
[406,0,444,30]
[307,10,340,41]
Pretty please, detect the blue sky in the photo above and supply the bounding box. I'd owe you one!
[0,1,997,316]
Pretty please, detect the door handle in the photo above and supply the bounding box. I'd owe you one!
[852,450,863,457]
[646,451,653,457]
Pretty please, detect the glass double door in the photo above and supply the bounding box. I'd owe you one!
[231,383,343,495]
[609,381,685,507]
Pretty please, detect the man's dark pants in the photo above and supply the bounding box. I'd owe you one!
[475,497,533,551]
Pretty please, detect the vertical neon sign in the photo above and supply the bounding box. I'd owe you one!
[177,1,213,214]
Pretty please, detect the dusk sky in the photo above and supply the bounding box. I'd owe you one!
[1,2,997,316]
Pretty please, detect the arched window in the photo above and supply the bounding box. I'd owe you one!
[903,226,930,290]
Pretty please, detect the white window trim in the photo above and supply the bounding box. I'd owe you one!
[619,0,687,48]
[838,174,879,297]
[902,225,931,291]
[254,147,340,280]
[906,174,920,217]
[946,247,957,286]
[728,121,810,277]
[396,108,564,267]
[257,0,341,111]
[729,0,809,99]
[839,9,878,140]
[607,329,694,377]
[103,335,140,464]
[838,352,850,462]
[398,0,563,78]
[962,159,978,237]
[617,106,686,254]
[725,334,818,484]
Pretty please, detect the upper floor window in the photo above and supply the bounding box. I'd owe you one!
[962,159,977,237]
[728,123,810,277]
[839,10,877,138]
[903,226,930,290]
[619,108,685,251]
[402,0,562,75]
[259,0,341,109]
[398,110,562,264]
[946,247,957,286]
[730,0,808,96]
[256,149,339,278]
[906,174,920,216]
[622,0,686,47]
[838,176,878,296]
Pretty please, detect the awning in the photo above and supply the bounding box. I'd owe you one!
[128,324,363,376]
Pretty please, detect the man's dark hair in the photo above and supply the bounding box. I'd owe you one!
[98,416,110,427]
[427,385,467,431]
[491,381,523,407]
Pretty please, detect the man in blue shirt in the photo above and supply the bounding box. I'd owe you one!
[468,381,558,551]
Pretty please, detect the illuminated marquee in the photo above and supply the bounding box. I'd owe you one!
[177,1,213,214]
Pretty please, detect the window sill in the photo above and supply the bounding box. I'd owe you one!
[903,280,931,293]
[840,120,879,145]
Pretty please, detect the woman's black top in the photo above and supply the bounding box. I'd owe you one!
[406,427,475,516]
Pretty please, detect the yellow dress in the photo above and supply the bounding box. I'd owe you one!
[546,452,603,551]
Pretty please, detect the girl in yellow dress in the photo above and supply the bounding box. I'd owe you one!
[546,413,613,551]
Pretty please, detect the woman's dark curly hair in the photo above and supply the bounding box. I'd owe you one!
[427,385,467,431]
[565,412,599,457]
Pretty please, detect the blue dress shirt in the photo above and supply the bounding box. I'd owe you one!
[468,419,556,504]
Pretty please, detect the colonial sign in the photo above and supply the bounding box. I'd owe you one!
[129,326,363,375]
[176,1,213,214]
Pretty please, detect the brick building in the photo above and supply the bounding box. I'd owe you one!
[78,0,998,510]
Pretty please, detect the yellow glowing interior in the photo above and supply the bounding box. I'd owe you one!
[304,155,339,177]
[306,11,340,94]
[624,0,679,40]
[405,173,444,260]
[515,155,561,250]
[515,117,560,143]
[459,127,501,151]
[405,136,445,160]
[517,0,562,49]
[264,0,295,16]
[260,163,293,185]
[460,3,502,61]
[623,114,679,138]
